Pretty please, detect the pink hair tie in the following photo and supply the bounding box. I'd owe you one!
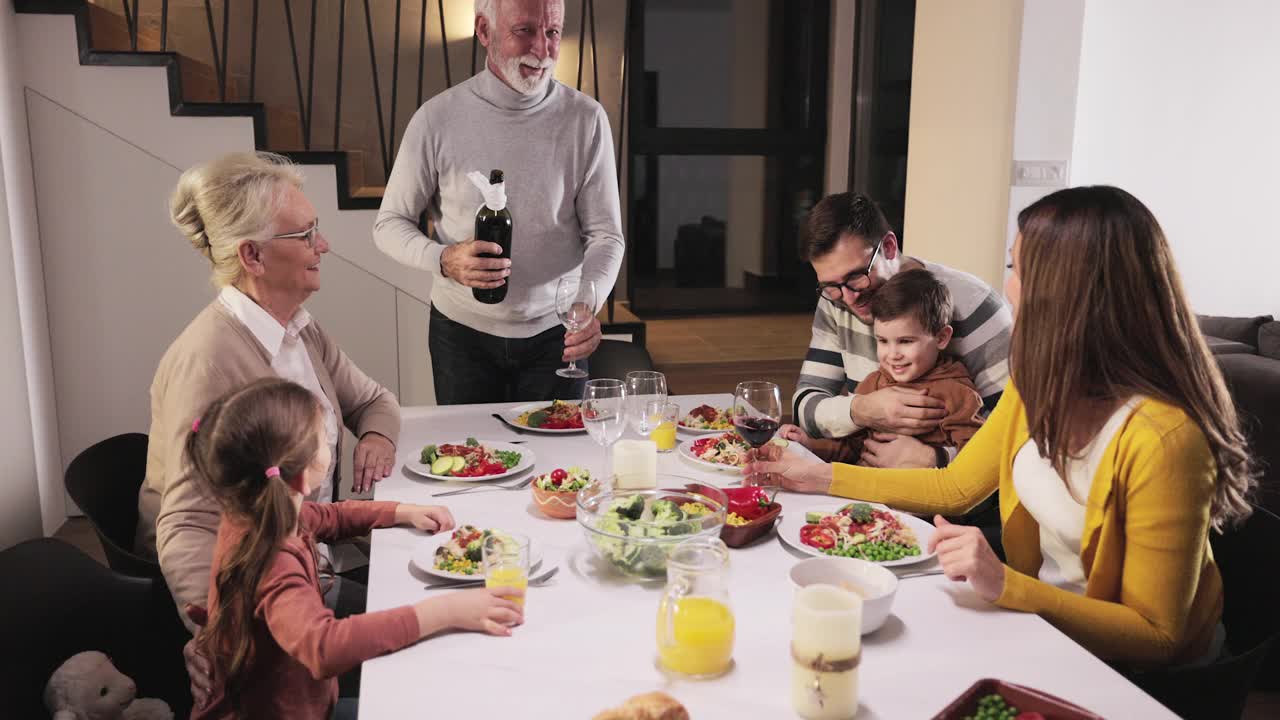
[265,466,281,480]
[191,418,201,433]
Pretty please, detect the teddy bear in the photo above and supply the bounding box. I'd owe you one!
[43,651,174,720]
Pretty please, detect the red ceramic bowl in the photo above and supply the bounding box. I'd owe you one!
[683,483,782,548]
[532,484,579,519]
[932,679,1104,719]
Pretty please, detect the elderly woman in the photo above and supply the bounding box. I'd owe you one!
[748,186,1254,669]
[135,152,401,627]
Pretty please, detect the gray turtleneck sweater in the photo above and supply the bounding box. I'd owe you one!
[373,69,625,339]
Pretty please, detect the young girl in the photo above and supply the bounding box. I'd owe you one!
[188,378,523,719]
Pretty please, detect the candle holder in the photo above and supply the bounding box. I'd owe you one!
[791,584,862,719]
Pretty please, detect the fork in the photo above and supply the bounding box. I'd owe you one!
[423,565,560,591]
[432,474,536,498]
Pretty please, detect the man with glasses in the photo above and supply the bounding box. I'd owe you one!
[786,192,1012,470]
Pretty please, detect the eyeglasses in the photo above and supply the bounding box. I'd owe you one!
[269,219,322,249]
[815,237,882,302]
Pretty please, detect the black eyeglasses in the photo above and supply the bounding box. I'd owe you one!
[269,219,322,249]
[815,238,882,302]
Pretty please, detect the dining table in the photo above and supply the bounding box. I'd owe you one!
[360,393,1176,719]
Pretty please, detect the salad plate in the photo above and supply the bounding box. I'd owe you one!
[411,526,544,581]
[404,440,534,482]
[778,502,937,568]
[497,400,587,434]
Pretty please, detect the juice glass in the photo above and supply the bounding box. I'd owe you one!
[482,532,530,608]
[656,536,734,678]
[649,401,679,452]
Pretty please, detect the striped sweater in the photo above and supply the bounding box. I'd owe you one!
[793,259,1012,439]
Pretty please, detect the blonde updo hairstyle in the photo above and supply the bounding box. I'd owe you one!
[170,152,304,288]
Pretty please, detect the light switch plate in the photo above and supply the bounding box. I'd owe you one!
[1012,160,1069,187]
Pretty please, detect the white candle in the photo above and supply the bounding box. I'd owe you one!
[612,439,657,489]
[791,584,862,719]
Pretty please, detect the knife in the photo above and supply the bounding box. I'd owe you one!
[491,413,533,434]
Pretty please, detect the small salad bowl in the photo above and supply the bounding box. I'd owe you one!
[531,467,593,520]
[788,556,899,634]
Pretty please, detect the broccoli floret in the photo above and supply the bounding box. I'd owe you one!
[610,494,646,521]
[464,539,483,562]
[465,437,479,447]
[842,502,874,524]
[650,499,685,524]
[665,521,699,537]
[420,445,437,464]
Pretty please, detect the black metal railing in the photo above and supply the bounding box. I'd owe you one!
[102,0,627,187]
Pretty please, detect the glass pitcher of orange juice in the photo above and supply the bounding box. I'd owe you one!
[656,536,734,678]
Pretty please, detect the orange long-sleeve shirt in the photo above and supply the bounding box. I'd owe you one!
[193,501,418,720]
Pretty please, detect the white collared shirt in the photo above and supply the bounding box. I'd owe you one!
[219,286,340,506]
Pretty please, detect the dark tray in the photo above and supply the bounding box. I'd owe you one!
[931,679,1104,720]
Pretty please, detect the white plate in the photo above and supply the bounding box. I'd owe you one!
[777,503,937,568]
[677,435,750,473]
[403,441,535,482]
[411,532,545,581]
[498,402,587,435]
[676,407,734,435]
[677,422,734,436]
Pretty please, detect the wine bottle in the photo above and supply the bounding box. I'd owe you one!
[473,169,513,304]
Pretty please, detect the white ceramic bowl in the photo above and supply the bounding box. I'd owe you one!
[788,556,899,634]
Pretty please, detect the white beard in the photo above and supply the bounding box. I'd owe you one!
[494,52,556,95]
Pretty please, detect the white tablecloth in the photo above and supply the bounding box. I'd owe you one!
[364,394,1173,719]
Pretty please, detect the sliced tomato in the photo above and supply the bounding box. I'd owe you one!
[800,524,837,550]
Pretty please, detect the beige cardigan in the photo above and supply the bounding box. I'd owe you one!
[135,301,400,627]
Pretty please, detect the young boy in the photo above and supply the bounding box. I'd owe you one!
[793,269,985,465]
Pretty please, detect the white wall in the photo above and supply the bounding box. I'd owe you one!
[1004,0,1085,273]
[1069,0,1280,317]
[0,4,43,548]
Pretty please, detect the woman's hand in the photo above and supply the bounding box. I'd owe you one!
[395,504,456,533]
[928,515,1006,602]
[417,587,525,637]
[742,443,834,494]
[353,432,396,494]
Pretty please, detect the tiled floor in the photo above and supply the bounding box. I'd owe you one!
[47,521,1280,718]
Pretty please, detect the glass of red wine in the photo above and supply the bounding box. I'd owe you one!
[732,380,782,488]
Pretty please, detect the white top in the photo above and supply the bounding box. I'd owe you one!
[359,394,1176,719]
[1013,397,1142,594]
[218,287,339,505]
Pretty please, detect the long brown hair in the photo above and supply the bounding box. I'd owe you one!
[1012,186,1254,528]
[185,378,323,697]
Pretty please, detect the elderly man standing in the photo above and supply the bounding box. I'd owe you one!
[374,0,624,404]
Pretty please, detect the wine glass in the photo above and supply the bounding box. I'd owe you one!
[625,370,668,437]
[582,378,626,486]
[732,381,782,488]
[555,277,597,379]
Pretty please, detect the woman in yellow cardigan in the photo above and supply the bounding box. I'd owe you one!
[748,186,1255,668]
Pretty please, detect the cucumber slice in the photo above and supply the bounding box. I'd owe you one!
[771,437,789,447]
[805,511,828,524]
[450,455,466,473]
[430,456,455,476]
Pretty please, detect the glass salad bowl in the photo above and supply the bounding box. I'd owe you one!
[576,478,727,578]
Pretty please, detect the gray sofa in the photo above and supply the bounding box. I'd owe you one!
[1200,315,1280,516]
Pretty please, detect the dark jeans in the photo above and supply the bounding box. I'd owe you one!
[429,305,588,405]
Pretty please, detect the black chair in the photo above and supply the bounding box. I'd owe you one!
[0,539,192,717]
[64,433,160,578]
[1124,504,1280,719]
[589,340,658,384]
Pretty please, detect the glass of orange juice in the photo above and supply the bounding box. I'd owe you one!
[656,536,734,678]
[482,532,530,607]
[649,401,679,453]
